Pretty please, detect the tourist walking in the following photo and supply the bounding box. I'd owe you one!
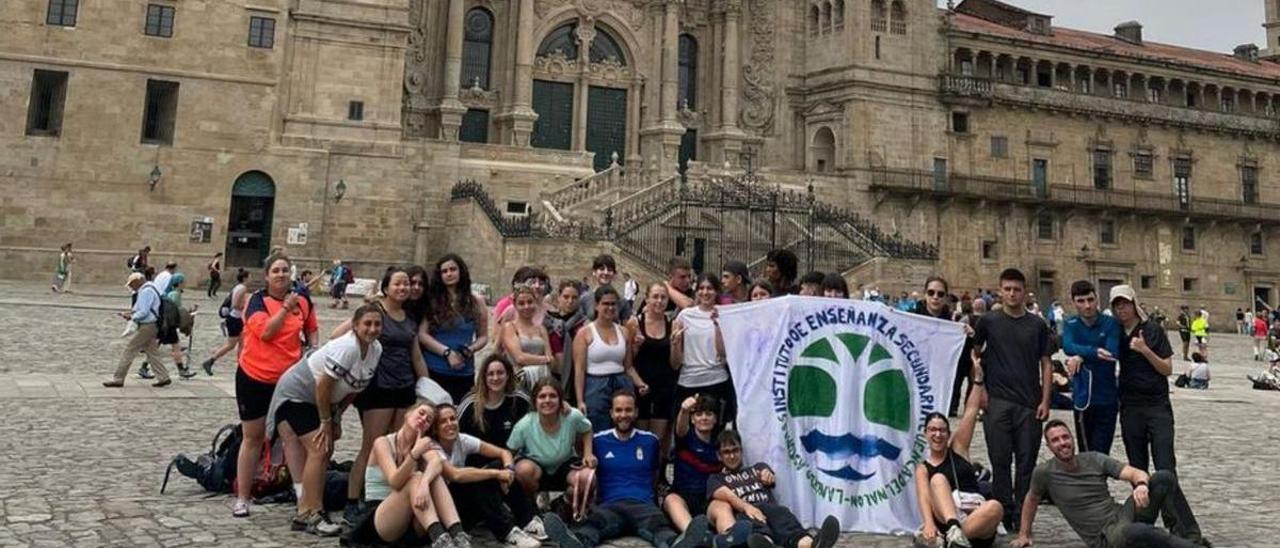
[162,273,197,379]
[1189,310,1209,359]
[207,252,223,298]
[199,268,249,375]
[1252,311,1269,360]
[128,246,151,273]
[971,268,1053,531]
[1175,305,1192,361]
[329,259,353,309]
[671,274,736,426]
[232,253,319,518]
[103,273,172,388]
[421,254,489,404]
[265,304,383,537]
[51,243,74,293]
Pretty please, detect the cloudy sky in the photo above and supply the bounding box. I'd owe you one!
[938,0,1267,54]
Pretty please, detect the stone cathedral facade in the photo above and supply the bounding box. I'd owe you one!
[5,0,1280,321]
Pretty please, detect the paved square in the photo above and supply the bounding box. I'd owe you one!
[1,281,1274,547]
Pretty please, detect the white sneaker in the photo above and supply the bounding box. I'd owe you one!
[945,524,971,548]
[506,527,542,548]
[524,516,548,540]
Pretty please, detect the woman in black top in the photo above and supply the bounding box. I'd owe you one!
[626,282,675,457]
[458,354,531,451]
[913,380,1002,548]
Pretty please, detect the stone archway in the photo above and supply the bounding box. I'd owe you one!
[224,171,276,268]
[810,127,836,172]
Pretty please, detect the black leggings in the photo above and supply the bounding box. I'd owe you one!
[450,479,534,539]
[207,272,221,297]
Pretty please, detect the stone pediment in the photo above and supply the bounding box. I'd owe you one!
[802,101,843,118]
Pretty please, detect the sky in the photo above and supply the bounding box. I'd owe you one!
[938,0,1267,54]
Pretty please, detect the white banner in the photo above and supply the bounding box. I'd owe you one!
[720,296,965,534]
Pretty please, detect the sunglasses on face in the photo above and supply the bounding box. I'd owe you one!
[926,290,945,297]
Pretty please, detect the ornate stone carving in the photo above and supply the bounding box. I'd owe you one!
[740,0,775,134]
[574,19,597,47]
[587,57,633,81]
[535,0,573,18]
[403,0,431,137]
[677,103,701,129]
[461,81,501,108]
[535,0,646,29]
[534,50,579,75]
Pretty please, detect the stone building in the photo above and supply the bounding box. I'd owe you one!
[2,0,1279,322]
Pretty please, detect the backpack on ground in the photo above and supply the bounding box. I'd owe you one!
[161,423,291,498]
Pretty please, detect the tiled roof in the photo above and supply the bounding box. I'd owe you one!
[950,11,1280,82]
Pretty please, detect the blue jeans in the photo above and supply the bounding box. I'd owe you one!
[584,373,634,432]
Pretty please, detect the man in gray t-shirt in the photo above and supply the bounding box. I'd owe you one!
[1011,420,1208,548]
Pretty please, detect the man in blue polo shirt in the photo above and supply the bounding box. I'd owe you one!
[544,390,709,548]
[1061,280,1122,454]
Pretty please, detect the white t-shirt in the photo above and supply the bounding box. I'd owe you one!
[153,270,173,294]
[436,433,483,469]
[229,283,248,319]
[306,332,381,403]
[1189,363,1210,381]
[675,307,730,387]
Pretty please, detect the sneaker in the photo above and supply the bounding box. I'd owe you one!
[811,515,840,548]
[945,523,971,548]
[747,533,775,548]
[543,513,584,548]
[232,499,250,518]
[178,364,197,379]
[138,365,155,379]
[451,531,472,548]
[102,380,124,388]
[996,523,1009,537]
[523,516,548,541]
[297,511,341,537]
[713,520,753,548]
[672,515,710,548]
[201,358,215,376]
[431,532,458,548]
[505,527,541,548]
[152,379,172,388]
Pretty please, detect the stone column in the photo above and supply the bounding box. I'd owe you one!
[704,0,744,169]
[498,0,539,145]
[572,22,595,152]
[661,1,680,124]
[439,0,468,141]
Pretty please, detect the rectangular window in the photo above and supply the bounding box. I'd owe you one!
[459,108,490,143]
[1174,157,1192,210]
[1036,69,1051,88]
[1181,226,1196,251]
[506,201,529,216]
[141,79,179,145]
[1140,275,1155,290]
[1182,277,1198,293]
[1242,165,1259,204]
[248,16,276,48]
[25,69,69,137]
[1186,91,1198,108]
[981,240,997,260]
[1100,219,1117,245]
[144,4,175,38]
[347,101,364,121]
[1093,149,1112,190]
[1032,158,1049,197]
[1252,232,1265,255]
[46,0,78,26]
[990,135,1008,158]
[1037,211,1054,240]
[951,112,969,133]
[1134,151,1153,179]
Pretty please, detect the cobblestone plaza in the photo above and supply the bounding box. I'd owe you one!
[1,282,1275,547]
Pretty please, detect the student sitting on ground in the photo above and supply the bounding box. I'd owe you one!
[913,382,1003,548]
[1184,353,1210,389]
[663,394,737,544]
[1010,420,1210,548]
[431,402,544,548]
[707,430,841,548]
[507,378,596,520]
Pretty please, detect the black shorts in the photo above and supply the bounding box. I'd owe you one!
[276,400,321,436]
[354,383,416,412]
[158,325,180,345]
[638,380,676,421]
[224,316,244,337]
[1178,332,1191,342]
[236,367,276,421]
[521,457,581,491]
[670,490,708,516]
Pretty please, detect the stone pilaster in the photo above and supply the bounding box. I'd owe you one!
[704,0,745,167]
[439,0,467,141]
[496,0,538,146]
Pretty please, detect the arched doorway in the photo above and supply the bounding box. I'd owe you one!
[225,171,275,268]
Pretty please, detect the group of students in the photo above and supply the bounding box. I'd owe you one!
[105,243,1215,547]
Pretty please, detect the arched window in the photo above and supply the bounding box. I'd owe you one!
[890,0,906,35]
[461,8,493,89]
[589,25,627,65]
[538,23,579,59]
[809,5,820,37]
[820,2,831,35]
[833,0,844,31]
[678,34,697,109]
[871,0,887,32]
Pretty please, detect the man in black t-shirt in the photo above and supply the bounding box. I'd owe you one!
[971,268,1052,531]
[1110,285,1177,475]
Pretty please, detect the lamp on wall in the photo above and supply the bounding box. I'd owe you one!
[148,166,162,191]
[334,179,348,203]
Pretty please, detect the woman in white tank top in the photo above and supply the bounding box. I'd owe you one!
[573,286,649,432]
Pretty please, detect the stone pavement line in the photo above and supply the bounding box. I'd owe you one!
[4,374,237,399]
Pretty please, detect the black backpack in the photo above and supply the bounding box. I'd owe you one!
[218,294,234,319]
[148,286,182,334]
[162,424,241,494]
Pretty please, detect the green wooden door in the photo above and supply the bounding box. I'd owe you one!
[531,80,573,150]
[586,86,627,171]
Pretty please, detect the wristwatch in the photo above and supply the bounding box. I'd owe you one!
[442,348,454,359]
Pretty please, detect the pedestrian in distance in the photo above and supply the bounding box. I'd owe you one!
[51,242,74,293]
[103,272,173,388]
[207,252,223,298]
[199,268,249,375]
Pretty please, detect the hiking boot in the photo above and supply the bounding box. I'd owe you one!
[152,379,172,388]
[945,523,971,548]
[523,516,547,540]
[811,516,840,548]
[672,515,710,548]
[138,365,155,379]
[201,358,215,376]
[543,513,584,548]
[747,533,775,548]
[713,520,753,548]
[294,511,341,537]
[505,528,541,548]
[451,531,472,548]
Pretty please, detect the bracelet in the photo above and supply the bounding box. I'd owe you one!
[972,377,984,385]
[320,418,332,423]
[442,348,453,358]
[1134,480,1148,488]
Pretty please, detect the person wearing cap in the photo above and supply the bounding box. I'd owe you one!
[104,273,173,387]
[1111,285,1181,482]
[719,261,751,304]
